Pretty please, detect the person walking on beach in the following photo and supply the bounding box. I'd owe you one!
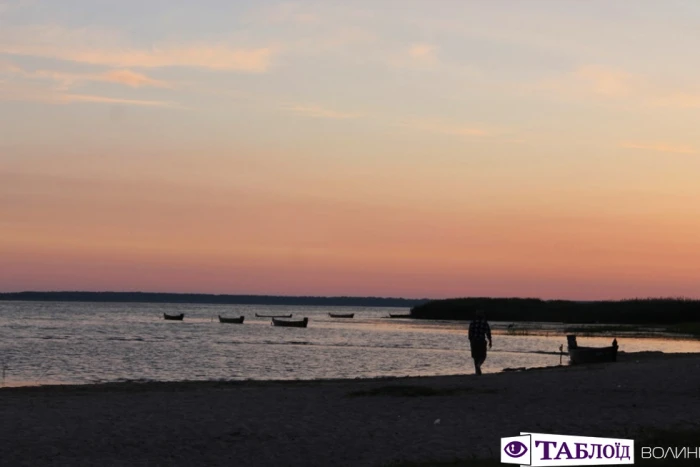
[468,310,492,375]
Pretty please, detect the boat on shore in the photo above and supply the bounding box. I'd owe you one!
[388,313,411,318]
[272,317,309,328]
[218,315,244,324]
[163,313,184,321]
[255,313,293,318]
[329,313,354,318]
[566,335,618,364]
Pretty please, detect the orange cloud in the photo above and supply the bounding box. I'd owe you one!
[0,25,274,72]
[281,103,363,119]
[59,93,182,108]
[573,65,638,98]
[399,118,487,137]
[620,142,696,155]
[651,93,700,109]
[98,69,170,88]
[69,46,273,71]
[540,65,700,109]
[388,44,440,69]
[0,80,180,108]
[408,44,436,59]
[539,65,640,100]
[27,68,172,89]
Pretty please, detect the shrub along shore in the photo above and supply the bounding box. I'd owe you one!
[410,297,700,326]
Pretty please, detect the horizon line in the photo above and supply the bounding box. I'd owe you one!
[2,291,699,302]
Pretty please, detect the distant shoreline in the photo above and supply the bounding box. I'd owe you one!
[0,291,430,308]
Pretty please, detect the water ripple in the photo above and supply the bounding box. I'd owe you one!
[0,301,697,387]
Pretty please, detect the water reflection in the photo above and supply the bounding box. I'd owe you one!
[0,301,698,387]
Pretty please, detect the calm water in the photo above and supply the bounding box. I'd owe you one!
[0,301,698,387]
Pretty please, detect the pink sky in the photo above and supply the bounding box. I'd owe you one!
[2,1,700,299]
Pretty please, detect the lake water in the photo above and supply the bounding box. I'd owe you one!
[0,301,698,387]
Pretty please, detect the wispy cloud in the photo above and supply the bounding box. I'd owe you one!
[540,65,700,109]
[399,118,487,137]
[60,94,181,108]
[0,60,21,74]
[650,93,700,109]
[620,142,696,155]
[540,65,640,100]
[0,25,275,72]
[408,44,436,59]
[13,66,172,89]
[572,66,638,98]
[390,44,439,69]
[281,103,363,119]
[0,80,180,108]
[99,69,171,88]
[0,60,174,106]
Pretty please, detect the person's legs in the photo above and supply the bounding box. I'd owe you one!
[471,340,486,375]
[478,348,488,368]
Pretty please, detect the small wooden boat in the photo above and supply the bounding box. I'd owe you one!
[566,335,618,365]
[255,313,293,318]
[272,317,309,328]
[163,313,184,321]
[218,315,244,324]
[388,313,411,318]
[329,313,354,318]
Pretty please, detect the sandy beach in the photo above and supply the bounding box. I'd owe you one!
[1,352,699,467]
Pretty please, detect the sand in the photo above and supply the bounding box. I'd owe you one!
[1,352,699,467]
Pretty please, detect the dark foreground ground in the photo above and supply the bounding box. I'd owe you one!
[1,353,699,467]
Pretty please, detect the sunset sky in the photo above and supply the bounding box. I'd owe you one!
[2,0,700,299]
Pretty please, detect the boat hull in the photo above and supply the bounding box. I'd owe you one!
[568,346,618,364]
[272,317,309,328]
[256,313,293,318]
[329,313,354,318]
[567,335,618,364]
[218,315,244,324]
[163,313,184,321]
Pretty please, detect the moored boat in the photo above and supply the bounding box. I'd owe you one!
[218,315,244,324]
[272,317,309,328]
[255,313,293,318]
[567,335,618,364]
[329,313,354,318]
[163,313,184,321]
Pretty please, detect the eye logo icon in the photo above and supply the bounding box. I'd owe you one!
[504,441,528,458]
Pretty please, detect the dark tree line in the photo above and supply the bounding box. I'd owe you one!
[0,291,430,308]
[410,297,700,324]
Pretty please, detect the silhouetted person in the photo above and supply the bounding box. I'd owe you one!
[468,310,492,375]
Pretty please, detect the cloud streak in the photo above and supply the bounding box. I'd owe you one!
[281,103,363,119]
[0,25,274,72]
[540,65,700,109]
[390,44,439,69]
[0,80,181,108]
[620,142,696,155]
[399,118,487,137]
[60,93,182,108]
[20,67,172,89]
